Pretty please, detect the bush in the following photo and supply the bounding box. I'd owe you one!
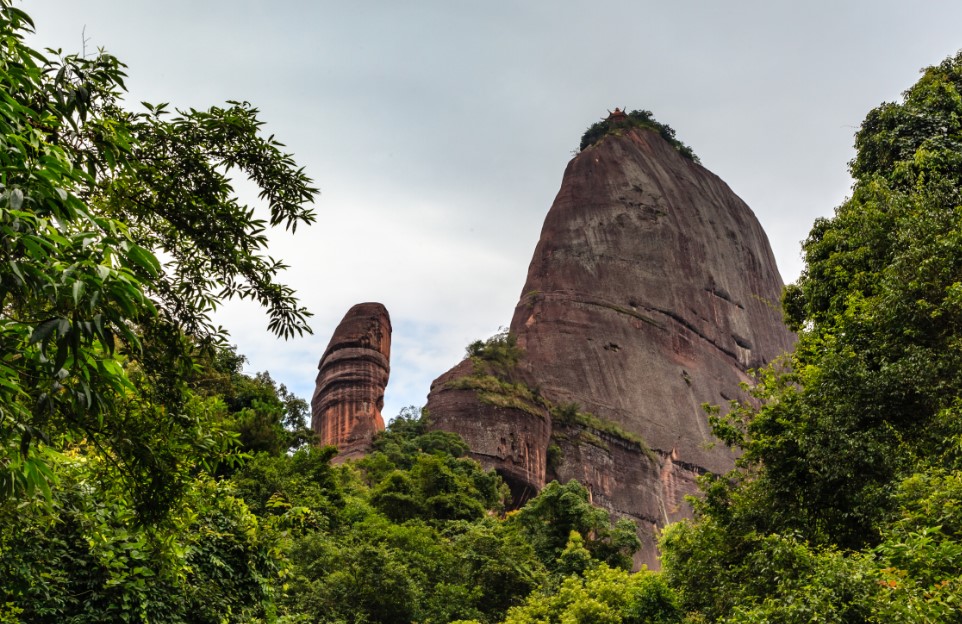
[579,109,699,162]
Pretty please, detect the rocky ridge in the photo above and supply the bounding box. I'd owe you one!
[425,125,795,566]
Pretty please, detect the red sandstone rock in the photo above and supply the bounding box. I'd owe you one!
[311,302,391,462]
[427,359,550,505]
[426,127,795,567]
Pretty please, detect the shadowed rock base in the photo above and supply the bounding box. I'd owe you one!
[311,302,391,462]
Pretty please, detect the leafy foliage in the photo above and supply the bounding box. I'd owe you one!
[465,328,524,374]
[451,330,551,419]
[512,480,641,573]
[579,109,699,162]
[227,407,650,624]
[0,443,281,623]
[0,1,316,517]
[259,410,543,623]
[502,563,681,624]
[662,51,962,622]
[748,51,962,548]
[194,346,315,457]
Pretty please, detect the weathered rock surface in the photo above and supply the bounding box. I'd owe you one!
[426,126,795,566]
[311,302,391,462]
[428,359,551,505]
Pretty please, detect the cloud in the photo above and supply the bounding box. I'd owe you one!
[26,0,962,421]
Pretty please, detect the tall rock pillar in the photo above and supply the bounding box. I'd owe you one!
[311,302,391,461]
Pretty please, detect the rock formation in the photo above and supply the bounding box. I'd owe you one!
[311,302,391,462]
[426,124,795,566]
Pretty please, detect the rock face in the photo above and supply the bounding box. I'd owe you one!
[311,302,391,462]
[426,126,795,566]
[428,358,551,505]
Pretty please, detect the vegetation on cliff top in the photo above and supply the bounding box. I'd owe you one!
[579,109,700,163]
[447,330,551,418]
[451,331,658,460]
[550,402,658,462]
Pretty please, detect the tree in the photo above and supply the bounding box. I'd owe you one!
[753,50,962,547]
[252,408,552,624]
[511,480,640,572]
[193,348,315,457]
[502,563,681,624]
[662,50,962,622]
[361,409,509,523]
[0,2,316,512]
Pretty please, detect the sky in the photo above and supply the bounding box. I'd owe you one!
[27,1,962,421]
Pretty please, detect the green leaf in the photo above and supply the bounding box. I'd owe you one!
[29,318,61,345]
[24,459,52,500]
[125,243,161,277]
[8,261,26,285]
[71,280,85,307]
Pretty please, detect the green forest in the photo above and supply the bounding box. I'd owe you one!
[3,2,962,622]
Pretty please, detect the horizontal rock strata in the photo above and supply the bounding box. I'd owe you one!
[312,302,391,462]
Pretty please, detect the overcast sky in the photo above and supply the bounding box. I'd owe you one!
[28,1,962,420]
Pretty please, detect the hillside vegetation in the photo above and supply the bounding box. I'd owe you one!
[662,49,962,622]
[3,2,962,621]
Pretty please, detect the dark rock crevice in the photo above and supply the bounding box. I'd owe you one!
[647,305,740,361]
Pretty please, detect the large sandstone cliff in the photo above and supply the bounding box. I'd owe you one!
[311,302,392,462]
[426,126,795,565]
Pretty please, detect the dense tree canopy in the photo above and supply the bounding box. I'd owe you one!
[229,410,651,624]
